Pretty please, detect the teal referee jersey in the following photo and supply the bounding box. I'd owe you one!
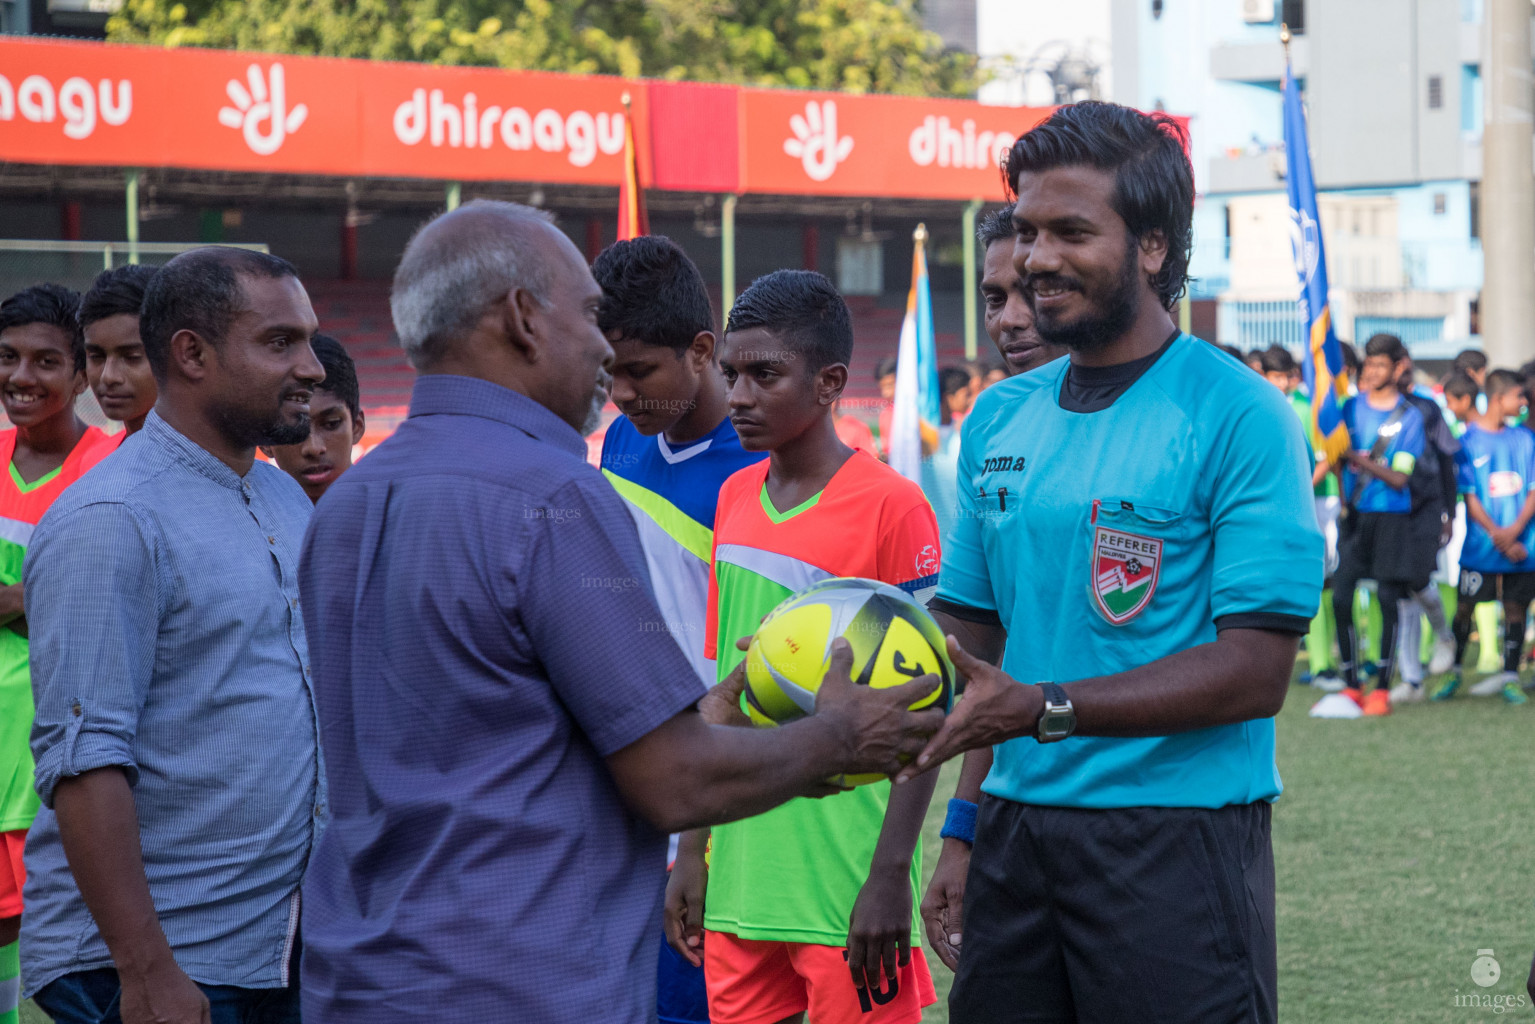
[937,335,1323,809]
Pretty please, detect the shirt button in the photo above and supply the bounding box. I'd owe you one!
[291,598,299,609]
[268,536,276,545]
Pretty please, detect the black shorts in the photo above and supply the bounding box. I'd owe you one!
[1336,511,1429,588]
[950,798,1275,1024]
[1457,569,1535,607]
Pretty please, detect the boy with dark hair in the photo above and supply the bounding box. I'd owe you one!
[1388,343,1460,702]
[79,265,158,437]
[1440,373,1497,670]
[593,235,764,1024]
[1340,340,1362,382]
[1435,369,1535,703]
[262,333,365,503]
[0,283,118,1024]
[668,269,940,1024]
[925,366,973,550]
[1452,348,1488,388]
[1332,332,1428,714]
[1258,343,1298,391]
[874,355,897,457]
[594,236,763,684]
[1257,344,1346,691]
[1444,373,1479,428]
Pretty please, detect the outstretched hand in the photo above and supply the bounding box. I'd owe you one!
[815,638,945,779]
[896,635,1040,784]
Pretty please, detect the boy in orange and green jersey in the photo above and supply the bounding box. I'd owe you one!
[0,285,118,1024]
[665,271,940,1024]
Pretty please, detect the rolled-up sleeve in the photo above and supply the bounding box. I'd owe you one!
[519,476,705,757]
[24,501,158,807]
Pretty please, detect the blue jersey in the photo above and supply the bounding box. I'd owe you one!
[1340,395,1424,514]
[600,414,765,683]
[1455,423,1535,573]
[938,334,1322,810]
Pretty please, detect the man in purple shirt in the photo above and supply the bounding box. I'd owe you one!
[296,201,944,1023]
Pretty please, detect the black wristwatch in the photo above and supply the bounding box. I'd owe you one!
[1036,682,1075,743]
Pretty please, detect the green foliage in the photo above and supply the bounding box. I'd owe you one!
[107,0,979,97]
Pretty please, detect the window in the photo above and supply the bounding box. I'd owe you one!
[1469,181,1480,239]
[1427,75,1443,109]
[1282,0,1304,33]
[1434,192,1447,215]
[836,237,883,296]
[1462,64,1483,133]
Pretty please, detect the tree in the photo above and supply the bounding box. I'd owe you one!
[107,0,980,98]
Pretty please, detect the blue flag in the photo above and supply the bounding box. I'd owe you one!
[1283,61,1350,460]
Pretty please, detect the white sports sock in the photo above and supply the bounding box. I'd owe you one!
[1397,598,1424,685]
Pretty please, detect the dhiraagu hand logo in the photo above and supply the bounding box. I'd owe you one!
[219,63,308,156]
[783,100,853,182]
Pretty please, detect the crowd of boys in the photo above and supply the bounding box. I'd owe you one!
[1239,335,1535,715]
[0,98,1504,1024]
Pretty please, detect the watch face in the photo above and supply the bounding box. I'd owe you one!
[1042,712,1074,735]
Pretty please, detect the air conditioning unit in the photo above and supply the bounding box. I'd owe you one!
[1241,0,1276,24]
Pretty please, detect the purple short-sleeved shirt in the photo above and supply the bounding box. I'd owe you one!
[298,374,702,1023]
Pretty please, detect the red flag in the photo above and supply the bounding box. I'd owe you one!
[617,92,648,240]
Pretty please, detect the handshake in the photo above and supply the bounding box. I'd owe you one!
[701,636,947,785]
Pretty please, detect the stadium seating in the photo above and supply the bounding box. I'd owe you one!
[305,281,971,445]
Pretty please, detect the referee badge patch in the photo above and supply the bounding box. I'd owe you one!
[1092,526,1163,625]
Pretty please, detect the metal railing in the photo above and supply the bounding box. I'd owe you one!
[0,239,270,299]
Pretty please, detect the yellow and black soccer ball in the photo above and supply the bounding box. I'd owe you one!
[743,577,955,787]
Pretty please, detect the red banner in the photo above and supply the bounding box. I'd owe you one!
[0,36,1062,201]
[739,89,1051,201]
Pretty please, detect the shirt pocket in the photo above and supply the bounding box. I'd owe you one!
[971,480,1022,533]
[1083,498,1187,627]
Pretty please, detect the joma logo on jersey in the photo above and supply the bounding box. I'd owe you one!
[981,454,1026,474]
[1092,526,1162,625]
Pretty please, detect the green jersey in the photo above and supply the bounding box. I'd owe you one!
[703,452,940,944]
[0,426,118,831]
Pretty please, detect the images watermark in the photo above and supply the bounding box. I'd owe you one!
[1451,950,1530,1014]
[734,349,795,364]
[581,575,641,592]
[523,505,582,523]
[640,619,701,635]
[632,397,697,414]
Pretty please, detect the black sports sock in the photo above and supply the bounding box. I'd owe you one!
[1453,614,1473,668]
[1376,583,1405,689]
[1333,587,1359,689]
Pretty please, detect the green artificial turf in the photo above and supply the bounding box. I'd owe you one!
[917,664,1535,1022]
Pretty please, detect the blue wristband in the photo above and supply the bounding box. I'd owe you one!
[940,798,978,845]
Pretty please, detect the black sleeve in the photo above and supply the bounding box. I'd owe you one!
[1214,612,1311,636]
[1438,449,1458,519]
[928,596,1004,627]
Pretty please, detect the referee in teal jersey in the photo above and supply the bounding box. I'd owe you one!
[905,103,1324,1023]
